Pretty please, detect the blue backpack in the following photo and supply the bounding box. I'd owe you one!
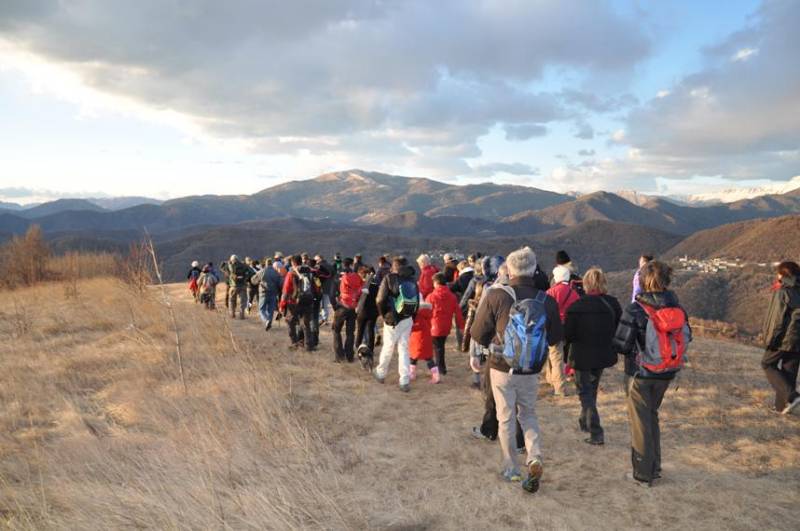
[393,280,420,318]
[493,285,549,373]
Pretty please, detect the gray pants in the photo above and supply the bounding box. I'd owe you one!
[490,369,543,472]
[627,376,669,481]
[228,286,247,319]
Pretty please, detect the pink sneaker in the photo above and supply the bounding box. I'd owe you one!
[409,364,417,382]
[430,366,441,384]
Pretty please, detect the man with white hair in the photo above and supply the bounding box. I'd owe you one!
[417,253,439,299]
[471,246,563,493]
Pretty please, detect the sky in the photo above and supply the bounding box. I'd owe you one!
[0,0,798,203]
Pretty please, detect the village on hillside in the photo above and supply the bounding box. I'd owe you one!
[675,256,778,274]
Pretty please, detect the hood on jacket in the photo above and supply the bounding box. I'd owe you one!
[398,265,416,280]
[635,290,680,309]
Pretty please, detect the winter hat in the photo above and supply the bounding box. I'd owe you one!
[555,250,571,265]
[191,260,199,268]
[553,265,571,284]
[230,254,239,262]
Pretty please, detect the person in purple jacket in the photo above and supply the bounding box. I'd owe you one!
[631,254,654,302]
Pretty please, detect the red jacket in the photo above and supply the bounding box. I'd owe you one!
[409,306,433,361]
[546,282,580,323]
[418,264,439,299]
[338,271,364,309]
[279,271,297,312]
[428,285,464,337]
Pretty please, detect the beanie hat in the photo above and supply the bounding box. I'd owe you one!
[553,265,571,284]
[555,250,571,265]
[191,260,199,268]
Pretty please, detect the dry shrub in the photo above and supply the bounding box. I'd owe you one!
[0,277,362,530]
[0,226,50,288]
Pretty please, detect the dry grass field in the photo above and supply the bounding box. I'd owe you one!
[1,277,799,530]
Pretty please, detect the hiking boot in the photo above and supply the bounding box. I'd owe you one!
[584,437,604,446]
[625,472,652,487]
[429,366,440,384]
[782,395,800,415]
[522,459,543,493]
[399,383,410,393]
[471,427,491,441]
[471,373,481,389]
[409,364,417,382]
[501,468,523,483]
[265,322,272,331]
[373,371,385,384]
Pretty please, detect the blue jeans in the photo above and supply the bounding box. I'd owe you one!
[258,293,277,325]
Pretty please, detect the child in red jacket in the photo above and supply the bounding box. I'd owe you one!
[409,302,439,383]
[428,272,465,375]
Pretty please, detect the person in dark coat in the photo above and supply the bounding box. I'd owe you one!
[356,265,380,361]
[612,261,689,486]
[761,261,800,414]
[564,267,622,445]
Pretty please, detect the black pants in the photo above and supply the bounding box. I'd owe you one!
[288,305,313,351]
[479,362,525,449]
[762,350,800,411]
[627,376,669,482]
[309,299,321,348]
[575,368,604,441]
[433,336,448,374]
[356,315,376,353]
[333,307,356,361]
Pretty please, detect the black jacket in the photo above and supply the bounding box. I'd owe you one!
[762,275,800,353]
[564,294,622,370]
[471,276,563,372]
[533,266,550,291]
[357,273,380,320]
[612,291,688,379]
[450,268,474,299]
[376,265,416,325]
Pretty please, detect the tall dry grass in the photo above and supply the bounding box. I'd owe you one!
[0,277,363,530]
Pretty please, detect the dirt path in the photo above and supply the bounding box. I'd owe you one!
[176,286,800,530]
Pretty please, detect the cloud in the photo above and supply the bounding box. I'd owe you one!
[472,162,539,177]
[578,149,596,157]
[504,123,548,141]
[619,0,800,183]
[0,0,650,177]
[574,121,595,140]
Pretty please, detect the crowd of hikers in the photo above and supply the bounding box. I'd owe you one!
[186,247,800,494]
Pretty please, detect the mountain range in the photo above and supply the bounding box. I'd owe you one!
[3,170,800,240]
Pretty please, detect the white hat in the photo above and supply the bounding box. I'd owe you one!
[553,265,571,284]
[443,253,455,262]
[191,260,199,268]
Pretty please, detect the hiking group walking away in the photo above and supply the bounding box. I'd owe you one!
[184,246,799,494]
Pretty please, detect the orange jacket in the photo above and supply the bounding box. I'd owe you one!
[338,271,364,309]
[428,285,464,337]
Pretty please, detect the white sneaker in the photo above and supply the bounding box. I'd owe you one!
[782,395,800,415]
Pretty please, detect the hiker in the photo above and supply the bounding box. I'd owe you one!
[187,261,202,302]
[470,246,563,493]
[307,257,323,350]
[251,259,283,331]
[450,256,475,301]
[613,260,690,486]
[244,257,260,313]
[353,253,364,272]
[226,255,252,319]
[428,272,464,376]
[417,253,439,299]
[632,254,654,302]
[333,258,363,363]
[197,264,219,310]
[409,296,439,383]
[316,255,334,325]
[375,255,391,285]
[555,250,584,295]
[564,268,622,445]
[442,253,459,284]
[356,265,380,367]
[333,252,344,277]
[279,255,316,351]
[374,256,419,392]
[761,261,800,414]
[543,265,580,396]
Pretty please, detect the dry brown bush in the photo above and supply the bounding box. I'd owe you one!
[0,226,50,288]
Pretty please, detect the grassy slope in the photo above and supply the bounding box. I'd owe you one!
[1,279,799,529]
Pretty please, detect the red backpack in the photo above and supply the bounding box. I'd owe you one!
[638,304,689,374]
